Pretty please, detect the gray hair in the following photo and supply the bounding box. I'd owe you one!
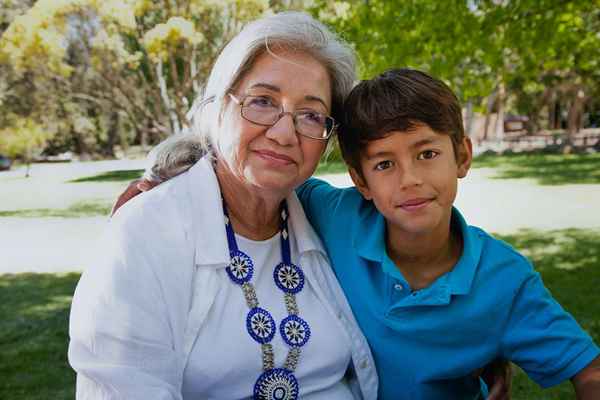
[145,11,356,182]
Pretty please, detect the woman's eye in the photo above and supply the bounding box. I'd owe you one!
[298,111,325,125]
[246,96,276,109]
[374,160,393,171]
[417,150,439,160]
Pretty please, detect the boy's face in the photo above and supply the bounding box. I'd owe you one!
[350,124,472,237]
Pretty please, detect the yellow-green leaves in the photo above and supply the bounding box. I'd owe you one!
[142,17,204,63]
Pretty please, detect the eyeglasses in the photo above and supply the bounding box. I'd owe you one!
[229,94,336,140]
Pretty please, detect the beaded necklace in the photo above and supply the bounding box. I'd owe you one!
[222,199,311,400]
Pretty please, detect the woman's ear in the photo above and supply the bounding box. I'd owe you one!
[349,168,373,200]
[456,136,473,179]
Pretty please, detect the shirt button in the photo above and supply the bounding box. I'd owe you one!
[337,310,343,320]
[360,359,369,369]
[394,283,403,291]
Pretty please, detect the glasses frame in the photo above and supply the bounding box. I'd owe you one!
[229,94,336,140]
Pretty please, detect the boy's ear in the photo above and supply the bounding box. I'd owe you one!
[349,168,373,200]
[456,136,473,179]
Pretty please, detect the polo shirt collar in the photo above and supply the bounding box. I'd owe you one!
[446,207,484,296]
[353,201,387,263]
[187,157,326,267]
[352,202,484,297]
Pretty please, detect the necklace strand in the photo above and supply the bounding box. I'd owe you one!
[222,199,310,400]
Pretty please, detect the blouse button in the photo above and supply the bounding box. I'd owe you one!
[394,283,403,291]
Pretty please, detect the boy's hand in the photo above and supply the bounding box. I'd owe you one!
[473,358,512,399]
[572,355,600,400]
[111,179,159,216]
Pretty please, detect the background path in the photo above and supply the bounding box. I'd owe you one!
[1,160,599,273]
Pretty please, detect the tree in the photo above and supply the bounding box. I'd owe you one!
[0,0,275,157]
[0,117,54,177]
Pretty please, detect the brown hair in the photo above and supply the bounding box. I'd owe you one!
[340,68,465,175]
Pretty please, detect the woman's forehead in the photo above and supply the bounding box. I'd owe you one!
[237,49,332,107]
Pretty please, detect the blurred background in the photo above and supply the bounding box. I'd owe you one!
[1,1,599,399]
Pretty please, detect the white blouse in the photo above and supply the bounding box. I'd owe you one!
[68,157,378,400]
[183,233,353,399]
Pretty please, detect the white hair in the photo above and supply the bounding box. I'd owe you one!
[144,11,356,182]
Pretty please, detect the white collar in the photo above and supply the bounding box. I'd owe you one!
[186,157,327,268]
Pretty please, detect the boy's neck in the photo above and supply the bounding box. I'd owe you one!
[385,215,462,291]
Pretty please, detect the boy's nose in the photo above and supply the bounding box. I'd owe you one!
[399,166,423,188]
[265,113,299,146]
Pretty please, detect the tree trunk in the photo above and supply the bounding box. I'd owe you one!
[483,90,497,141]
[464,100,474,138]
[102,111,119,158]
[567,88,585,136]
[156,61,182,135]
[494,82,506,141]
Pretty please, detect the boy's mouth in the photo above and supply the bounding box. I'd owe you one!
[399,198,432,211]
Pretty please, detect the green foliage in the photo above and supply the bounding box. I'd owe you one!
[0,201,111,218]
[472,152,600,185]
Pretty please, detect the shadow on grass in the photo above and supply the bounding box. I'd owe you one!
[0,201,111,218]
[472,153,600,185]
[495,228,600,400]
[69,169,144,183]
[0,273,80,400]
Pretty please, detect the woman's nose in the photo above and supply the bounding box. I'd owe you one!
[265,113,299,146]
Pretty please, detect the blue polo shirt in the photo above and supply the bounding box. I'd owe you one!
[297,178,599,400]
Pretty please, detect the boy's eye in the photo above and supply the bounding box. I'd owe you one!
[417,150,439,160]
[374,160,394,171]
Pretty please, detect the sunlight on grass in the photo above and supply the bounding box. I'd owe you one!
[472,153,600,185]
[69,169,144,183]
[0,201,111,218]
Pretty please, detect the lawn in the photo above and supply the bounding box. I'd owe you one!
[1,228,598,399]
[472,152,600,185]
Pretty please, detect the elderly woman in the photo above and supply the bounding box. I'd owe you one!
[69,11,376,400]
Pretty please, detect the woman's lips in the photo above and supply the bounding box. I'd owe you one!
[399,198,432,211]
[255,150,295,165]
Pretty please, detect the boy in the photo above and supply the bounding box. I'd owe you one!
[296,69,600,399]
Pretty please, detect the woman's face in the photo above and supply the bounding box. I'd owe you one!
[217,49,332,197]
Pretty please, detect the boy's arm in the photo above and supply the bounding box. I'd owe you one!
[501,268,600,391]
[572,356,600,399]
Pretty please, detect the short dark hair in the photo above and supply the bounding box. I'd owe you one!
[339,68,465,175]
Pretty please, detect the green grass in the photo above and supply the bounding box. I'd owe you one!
[0,273,79,400]
[69,169,144,183]
[0,201,111,218]
[1,228,598,399]
[472,152,600,185]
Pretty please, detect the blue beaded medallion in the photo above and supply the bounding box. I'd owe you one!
[226,250,254,284]
[280,315,311,347]
[247,307,276,344]
[273,262,305,294]
[253,368,299,400]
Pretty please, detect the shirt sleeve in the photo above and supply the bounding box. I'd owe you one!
[68,211,186,399]
[500,268,600,388]
[295,178,344,239]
